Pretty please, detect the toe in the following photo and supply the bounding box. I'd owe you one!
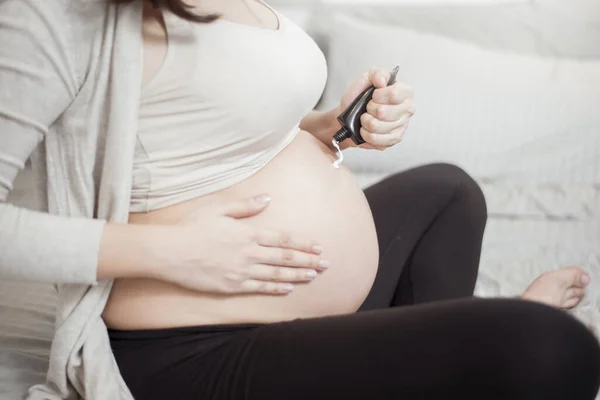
[581,272,591,287]
[565,287,586,300]
[561,287,586,309]
[563,296,583,309]
[561,266,590,288]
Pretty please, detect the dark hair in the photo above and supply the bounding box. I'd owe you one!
[113,0,220,23]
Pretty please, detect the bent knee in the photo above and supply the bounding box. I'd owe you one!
[415,163,487,218]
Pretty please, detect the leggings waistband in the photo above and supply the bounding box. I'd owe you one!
[107,322,263,340]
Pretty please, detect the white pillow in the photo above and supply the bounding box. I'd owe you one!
[319,14,600,216]
[269,4,313,30]
[309,0,600,60]
[321,0,526,3]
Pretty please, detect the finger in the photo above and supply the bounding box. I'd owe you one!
[361,111,410,134]
[238,280,295,295]
[372,82,414,105]
[367,66,391,88]
[247,264,319,283]
[255,229,323,255]
[253,246,328,271]
[366,100,416,122]
[224,194,271,219]
[360,126,407,148]
[359,143,387,151]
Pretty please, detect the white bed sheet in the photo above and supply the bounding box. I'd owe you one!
[476,219,600,337]
[0,281,56,399]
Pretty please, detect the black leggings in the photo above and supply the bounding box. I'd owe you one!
[109,164,600,400]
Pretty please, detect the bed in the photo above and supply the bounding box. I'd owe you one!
[1,0,599,398]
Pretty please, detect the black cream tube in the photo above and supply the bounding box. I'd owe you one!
[331,66,400,168]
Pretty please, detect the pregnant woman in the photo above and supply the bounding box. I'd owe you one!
[1,0,599,399]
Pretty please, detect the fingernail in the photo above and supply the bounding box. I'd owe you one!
[582,274,591,285]
[283,283,295,292]
[306,270,317,279]
[318,260,330,269]
[256,195,271,204]
[312,244,324,254]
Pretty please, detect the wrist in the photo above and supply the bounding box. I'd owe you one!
[303,106,343,148]
[321,106,342,138]
[97,222,171,280]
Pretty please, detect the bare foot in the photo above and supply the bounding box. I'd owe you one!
[521,266,591,309]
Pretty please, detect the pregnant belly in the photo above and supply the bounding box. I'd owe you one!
[102,131,379,330]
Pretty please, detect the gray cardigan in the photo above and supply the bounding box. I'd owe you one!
[1,0,142,398]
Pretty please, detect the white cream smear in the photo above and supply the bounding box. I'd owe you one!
[332,139,344,169]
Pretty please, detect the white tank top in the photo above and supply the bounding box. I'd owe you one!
[130,2,328,212]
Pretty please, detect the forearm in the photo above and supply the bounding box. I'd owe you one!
[299,107,342,150]
[97,222,168,281]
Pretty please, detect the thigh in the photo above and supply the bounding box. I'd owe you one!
[112,299,600,400]
[246,298,599,400]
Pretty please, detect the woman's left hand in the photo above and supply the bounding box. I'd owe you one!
[338,67,416,151]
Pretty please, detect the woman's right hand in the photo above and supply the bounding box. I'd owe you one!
[147,194,328,295]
